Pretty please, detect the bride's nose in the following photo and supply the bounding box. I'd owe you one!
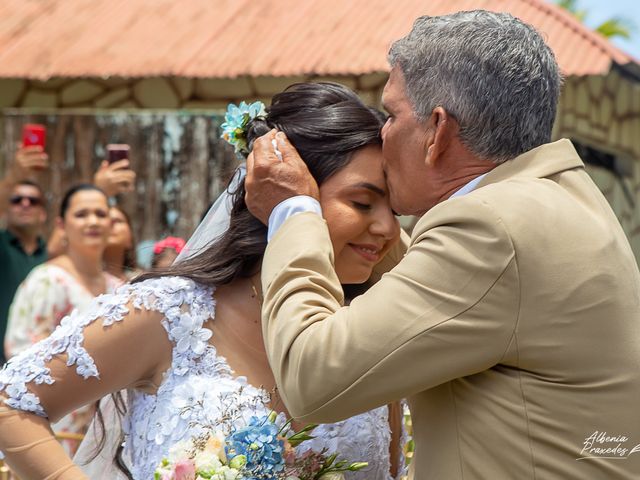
[370,209,399,240]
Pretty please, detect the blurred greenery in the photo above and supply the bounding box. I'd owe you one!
[556,0,636,39]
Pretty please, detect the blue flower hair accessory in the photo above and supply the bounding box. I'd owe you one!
[220,101,267,154]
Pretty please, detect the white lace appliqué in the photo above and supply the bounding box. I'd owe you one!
[0,277,212,420]
[0,276,401,479]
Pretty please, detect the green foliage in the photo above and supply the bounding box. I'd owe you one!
[557,0,587,21]
[556,0,637,39]
[596,18,633,40]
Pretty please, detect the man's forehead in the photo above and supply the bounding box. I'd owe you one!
[381,79,394,109]
[13,184,42,197]
[382,68,404,103]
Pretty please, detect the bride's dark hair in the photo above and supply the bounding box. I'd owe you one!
[134,82,386,287]
[88,82,385,477]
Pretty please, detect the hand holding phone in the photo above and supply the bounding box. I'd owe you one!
[95,145,136,196]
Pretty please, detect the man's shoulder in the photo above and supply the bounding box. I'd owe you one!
[411,190,513,247]
[410,175,566,242]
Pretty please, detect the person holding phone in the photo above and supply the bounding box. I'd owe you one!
[93,144,136,197]
[0,128,50,365]
[47,143,137,258]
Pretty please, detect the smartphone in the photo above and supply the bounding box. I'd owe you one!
[22,124,46,148]
[106,144,130,164]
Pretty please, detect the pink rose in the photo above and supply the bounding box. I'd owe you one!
[173,459,196,480]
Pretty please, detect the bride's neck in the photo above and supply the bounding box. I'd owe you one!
[209,276,264,347]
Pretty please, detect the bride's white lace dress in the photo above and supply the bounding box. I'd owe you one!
[0,277,400,479]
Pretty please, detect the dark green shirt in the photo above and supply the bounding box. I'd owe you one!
[0,229,47,364]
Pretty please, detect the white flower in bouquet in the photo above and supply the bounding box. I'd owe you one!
[318,473,346,480]
[205,465,241,480]
[194,431,227,469]
[167,440,191,463]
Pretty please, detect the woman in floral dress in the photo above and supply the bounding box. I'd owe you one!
[4,184,120,453]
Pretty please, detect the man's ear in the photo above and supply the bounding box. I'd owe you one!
[424,107,456,168]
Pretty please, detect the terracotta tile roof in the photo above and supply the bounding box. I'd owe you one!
[0,0,636,80]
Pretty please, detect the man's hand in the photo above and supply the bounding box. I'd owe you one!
[13,146,49,177]
[245,130,319,224]
[93,160,136,197]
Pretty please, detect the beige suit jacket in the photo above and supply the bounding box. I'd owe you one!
[261,139,640,479]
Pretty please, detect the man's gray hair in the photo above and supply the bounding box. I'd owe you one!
[388,10,562,163]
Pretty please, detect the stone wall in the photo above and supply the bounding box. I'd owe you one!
[554,70,640,262]
[0,74,388,110]
[555,69,640,160]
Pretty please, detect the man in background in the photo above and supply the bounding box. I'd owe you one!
[0,144,137,364]
[0,146,48,364]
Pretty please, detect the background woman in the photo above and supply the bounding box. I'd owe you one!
[4,183,120,453]
[103,206,137,281]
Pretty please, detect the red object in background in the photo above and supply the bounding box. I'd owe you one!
[107,144,130,164]
[22,124,46,148]
[153,237,186,255]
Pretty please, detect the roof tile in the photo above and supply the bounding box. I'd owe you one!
[0,0,636,80]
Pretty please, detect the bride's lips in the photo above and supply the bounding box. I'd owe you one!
[349,243,381,262]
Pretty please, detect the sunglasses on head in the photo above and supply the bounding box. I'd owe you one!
[9,195,43,207]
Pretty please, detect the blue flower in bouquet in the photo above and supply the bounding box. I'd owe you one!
[220,101,267,153]
[225,416,285,479]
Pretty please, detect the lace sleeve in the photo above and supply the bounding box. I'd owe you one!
[0,276,211,478]
[0,285,133,418]
[0,276,209,420]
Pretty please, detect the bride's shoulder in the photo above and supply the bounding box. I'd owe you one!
[121,275,214,307]
[89,275,214,327]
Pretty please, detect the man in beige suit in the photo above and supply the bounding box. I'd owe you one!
[245,10,640,479]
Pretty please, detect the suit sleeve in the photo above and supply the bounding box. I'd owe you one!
[260,197,519,423]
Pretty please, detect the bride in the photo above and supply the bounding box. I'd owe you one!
[0,82,405,479]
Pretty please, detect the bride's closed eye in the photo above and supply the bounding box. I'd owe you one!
[352,201,372,211]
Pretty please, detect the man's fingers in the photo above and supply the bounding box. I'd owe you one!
[20,155,49,170]
[246,151,255,173]
[252,129,278,166]
[275,132,300,165]
[113,171,136,183]
[108,159,130,170]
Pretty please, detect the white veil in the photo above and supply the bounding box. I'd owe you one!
[175,164,246,263]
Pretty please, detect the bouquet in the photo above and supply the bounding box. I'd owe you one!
[154,412,367,480]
